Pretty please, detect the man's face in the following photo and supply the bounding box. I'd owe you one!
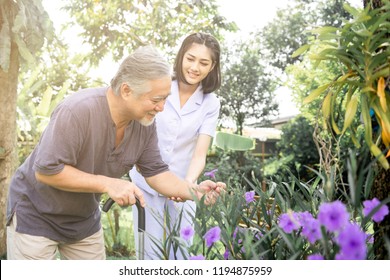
[129,76,171,126]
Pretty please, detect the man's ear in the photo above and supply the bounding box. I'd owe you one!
[120,83,133,98]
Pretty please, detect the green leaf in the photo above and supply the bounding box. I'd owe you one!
[310,26,338,36]
[343,3,360,18]
[337,72,355,82]
[372,66,390,80]
[291,44,310,58]
[347,151,357,205]
[214,132,255,151]
[361,97,373,144]
[322,91,332,119]
[328,86,341,135]
[14,35,35,64]
[49,82,70,114]
[344,85,357,107]
[303,84,330,104]
[316,47,337,58]
[352,28,372,37]
[369,144,389,170]
[275,226,295,252]
[11,1,27,33]
[331,114,341,135]
[36,87,53,116]
[342,94,358,134]
[350,130,361,148]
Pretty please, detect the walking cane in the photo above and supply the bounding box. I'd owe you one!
[102,197,145,260]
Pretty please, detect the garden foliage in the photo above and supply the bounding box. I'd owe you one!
[144,149,389,260]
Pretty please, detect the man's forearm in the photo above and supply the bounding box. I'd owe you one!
[35,165,108,193]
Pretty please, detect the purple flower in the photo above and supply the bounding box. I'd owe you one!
[318,201,350,232]
[231,227,244,245]
[233,227,239,238]
[307,254,324,260]
[298,211,314,224]
[301,217,322,244]
[204,226,221,247]
[204,169,218,180]
[278,212,300,233]
[254,231,263,240]
[189,255,205,260]
[233,226,245,239]
[363,198,389,223]
[245,191,256,203]
[223,249,229,260]
[335,248,366,260]
[336,223,367,260]
[180,225,195,241]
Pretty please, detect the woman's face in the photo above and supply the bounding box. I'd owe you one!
[181,43,214,85]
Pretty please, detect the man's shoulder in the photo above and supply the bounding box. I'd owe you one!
[64,87,107,105]
[57,87,108,115]
[50,87,109,125]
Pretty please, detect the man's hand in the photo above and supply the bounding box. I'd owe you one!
[35,165,145,207]
[106,178,145,207]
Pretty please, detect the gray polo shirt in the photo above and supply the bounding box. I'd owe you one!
[7,87,168,242]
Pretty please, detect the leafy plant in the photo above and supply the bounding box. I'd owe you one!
[101,196,136,259]
[261,0,353,71]
[268,115,320,182]
[62,0,237,65]
[295,1,390,169]
[214,131,255,151]
[0,0,53,71]
[146,148,389,260]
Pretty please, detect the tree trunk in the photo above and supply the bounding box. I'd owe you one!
[0,41,19,258]
[372,157,390,260]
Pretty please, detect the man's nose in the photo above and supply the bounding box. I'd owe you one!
[155,100,166,111]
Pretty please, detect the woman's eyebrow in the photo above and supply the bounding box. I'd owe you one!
[186,53,212,62]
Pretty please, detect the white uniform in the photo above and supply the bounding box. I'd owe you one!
[130,80,220,259]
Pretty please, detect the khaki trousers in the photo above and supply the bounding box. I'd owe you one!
[7,215,106,260]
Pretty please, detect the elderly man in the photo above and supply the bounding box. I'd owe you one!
[6,46,225,260]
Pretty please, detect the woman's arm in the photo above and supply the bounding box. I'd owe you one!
[145,170,224,203]
[184,134,212,183]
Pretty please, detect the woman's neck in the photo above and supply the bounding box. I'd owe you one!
[178,81,199,108]
[178,80,199,95]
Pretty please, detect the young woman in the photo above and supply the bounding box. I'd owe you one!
[130,32,222,259]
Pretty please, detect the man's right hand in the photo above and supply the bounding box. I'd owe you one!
[105,178,145,207]
[35,165,146,207]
